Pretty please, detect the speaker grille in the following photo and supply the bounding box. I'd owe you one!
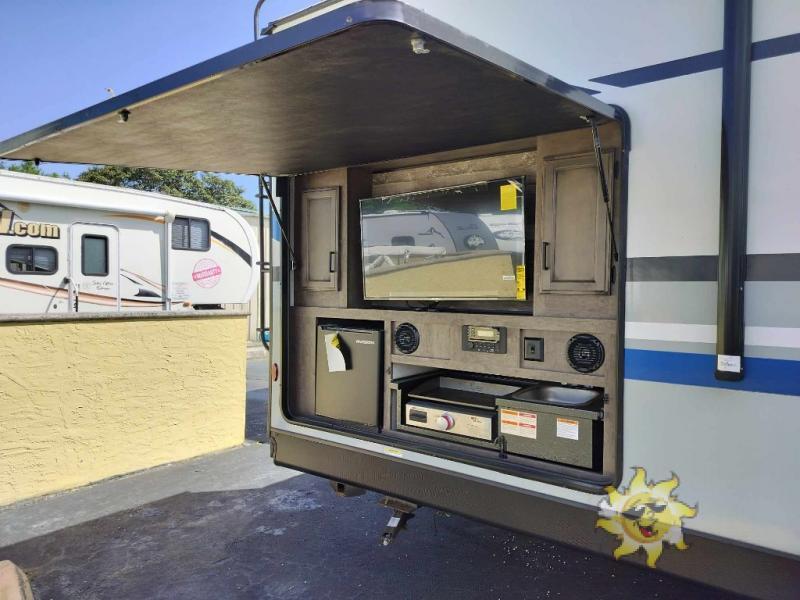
[394,323,420,354]
[566,334,605,373]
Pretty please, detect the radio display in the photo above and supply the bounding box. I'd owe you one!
[468,326,500,342]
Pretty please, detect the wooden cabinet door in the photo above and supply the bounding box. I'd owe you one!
[301,187,339,291]
[540,151,614,294]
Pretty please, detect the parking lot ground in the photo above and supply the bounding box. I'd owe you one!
[0,360,741,599]
[246,355,269,443]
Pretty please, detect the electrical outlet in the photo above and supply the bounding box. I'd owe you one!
[523,337,544,361]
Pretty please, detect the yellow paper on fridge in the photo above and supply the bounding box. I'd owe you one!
[324,333,347,372]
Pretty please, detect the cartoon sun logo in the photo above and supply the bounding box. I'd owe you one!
[596,467,698,568]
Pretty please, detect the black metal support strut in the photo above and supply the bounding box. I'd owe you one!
[257,175,270,350]
[581,115,619,286]
[715,0,752,381]
[259,174,297,271]
[586,117,619,264]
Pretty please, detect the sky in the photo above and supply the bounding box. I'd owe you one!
[0,0,318,203]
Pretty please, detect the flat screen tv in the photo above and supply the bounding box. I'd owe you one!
[359,177,526,301]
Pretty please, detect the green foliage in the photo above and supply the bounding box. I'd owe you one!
[0,160,64,177]
[77,166,253,209]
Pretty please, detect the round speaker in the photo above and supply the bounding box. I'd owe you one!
[394,323,420,354]
[567,334,605,373]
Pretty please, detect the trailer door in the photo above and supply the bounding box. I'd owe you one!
[68,223,120,312]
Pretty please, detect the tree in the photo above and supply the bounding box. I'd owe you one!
[0,160,63,177]
[77,165,253,209]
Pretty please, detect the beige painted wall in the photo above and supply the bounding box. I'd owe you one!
[0,313,247,507]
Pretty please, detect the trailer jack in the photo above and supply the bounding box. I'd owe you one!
[379,497,418,546]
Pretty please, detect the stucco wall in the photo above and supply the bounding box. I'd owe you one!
[0,312,248,507]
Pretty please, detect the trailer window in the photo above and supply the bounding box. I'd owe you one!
[172,217,210,251]
[81,235,109,276]
[6,245,58,275]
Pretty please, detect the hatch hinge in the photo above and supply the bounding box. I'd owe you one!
[581,116,619,270]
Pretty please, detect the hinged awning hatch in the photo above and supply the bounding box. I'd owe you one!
[0,0,617,176]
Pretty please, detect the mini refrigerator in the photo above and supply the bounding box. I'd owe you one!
[315,324,383,427]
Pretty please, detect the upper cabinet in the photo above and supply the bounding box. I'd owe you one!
[301,187,340,291]
[539,151,615,294]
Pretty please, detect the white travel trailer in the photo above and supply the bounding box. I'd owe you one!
[0,170,258,313]
[2,1,798,597]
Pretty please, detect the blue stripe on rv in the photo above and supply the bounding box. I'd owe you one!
[625,349,800,396]
[591,32,800,88]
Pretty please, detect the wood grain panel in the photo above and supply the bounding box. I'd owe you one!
[372,151,536,197]
[391,320,453,360]
[533,123,622,318]
[519,328,613,378]
[294,170,348,308]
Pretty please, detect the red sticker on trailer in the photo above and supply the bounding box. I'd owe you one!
[192,259,222,288]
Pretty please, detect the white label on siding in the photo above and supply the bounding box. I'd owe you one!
[717,354,741,372]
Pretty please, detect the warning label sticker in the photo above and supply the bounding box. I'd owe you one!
[515,265,526,300]
[500,409,537,439]
[556,417,579,441]
[499,183,518,211]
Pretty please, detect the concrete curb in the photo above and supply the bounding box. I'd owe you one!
[0,561,34,600]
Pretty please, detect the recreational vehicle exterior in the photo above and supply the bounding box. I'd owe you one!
[0,171,258,313]
[2,1,798,597]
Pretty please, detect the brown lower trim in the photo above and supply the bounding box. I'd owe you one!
[272,430,799,600]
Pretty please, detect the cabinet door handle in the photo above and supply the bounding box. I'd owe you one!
[542,241,550,271]
[329,251,337,273]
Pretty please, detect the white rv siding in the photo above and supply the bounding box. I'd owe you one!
[749,2,800,255]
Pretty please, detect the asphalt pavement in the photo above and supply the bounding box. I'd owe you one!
[0,358,742,599]
[246,354,269,443]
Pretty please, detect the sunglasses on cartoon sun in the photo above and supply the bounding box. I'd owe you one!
[622,502,668,520]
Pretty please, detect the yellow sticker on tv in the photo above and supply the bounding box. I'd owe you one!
[500,183,518,211]
[516,265,526,299]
